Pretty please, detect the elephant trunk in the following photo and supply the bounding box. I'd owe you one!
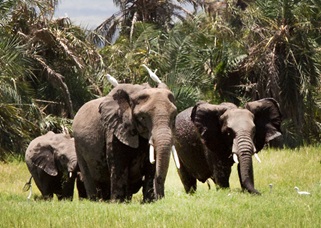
[151,126,173,200]
[234,132,260,194]
[67,157,78,178]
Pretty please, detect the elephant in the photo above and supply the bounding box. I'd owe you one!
[174,98,282,194]
[25,131,86,200]
[72,73,178,202]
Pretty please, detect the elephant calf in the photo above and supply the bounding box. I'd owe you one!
[25,131,86,200]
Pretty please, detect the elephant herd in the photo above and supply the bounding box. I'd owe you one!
[24,66,282,202]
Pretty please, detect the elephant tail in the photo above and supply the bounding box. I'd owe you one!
[22,176,33,200]
[22,176,33,192]
[206,180,211,190]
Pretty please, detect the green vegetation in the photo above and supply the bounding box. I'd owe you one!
[1,0,321,157]
[1,147,321,227]
[1,1,321,225]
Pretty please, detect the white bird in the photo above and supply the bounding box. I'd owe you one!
[106,74,118,87]
[141,64,162,84]
[294,186,311,195]
[269,183,273,193]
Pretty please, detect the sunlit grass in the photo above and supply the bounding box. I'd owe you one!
[1,147,321,227]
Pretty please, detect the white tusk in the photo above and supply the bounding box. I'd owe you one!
[171,146,180,169]
[232,138,238,153]
[149,141,155,164]
[141,64,162,84]
[233,153,239,164]
[232,139,239,163]
[254,153,261,163]
[69,172,73,178]
[253,144,257,153]
[106,74,119,87]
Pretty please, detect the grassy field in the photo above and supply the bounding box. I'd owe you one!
[1,147,321,227]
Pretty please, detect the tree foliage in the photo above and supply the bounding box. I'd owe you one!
[1,0,321,158]
[0,0,103,157]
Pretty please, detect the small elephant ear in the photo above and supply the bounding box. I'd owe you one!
[30,142,58,176]
[191,102,234,144]
[245,98,282,151]
[99,84,149,148]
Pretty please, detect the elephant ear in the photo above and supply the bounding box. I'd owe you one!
[99,84,150,148]
[191,101,236,144]
[245,98,282,151]
[30,141,58,176]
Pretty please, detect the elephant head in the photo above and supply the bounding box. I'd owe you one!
[25,131,87,200]
[191,98,282,194]
[99,82,177,199]
[27,131,78,177]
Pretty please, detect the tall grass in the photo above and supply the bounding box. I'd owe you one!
[1,147,321,227]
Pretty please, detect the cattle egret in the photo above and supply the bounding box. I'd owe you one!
[294,186,311,195]
[141,64,162,84]
[269,183,273,193]
[106,74,118,87]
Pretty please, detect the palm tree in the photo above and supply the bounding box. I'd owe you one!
[225,0,321,146]
[0,0,104,157]
[0,34,41,158]
[90,0,195,45]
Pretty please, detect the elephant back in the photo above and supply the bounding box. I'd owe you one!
[72,97,106,158]
[175,107,211,182]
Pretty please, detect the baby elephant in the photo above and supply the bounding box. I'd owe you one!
[25,131,86,200]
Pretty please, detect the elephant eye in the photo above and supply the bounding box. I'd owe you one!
[136,114,147,125]
[226,128,234,137]
[60,154,67,162]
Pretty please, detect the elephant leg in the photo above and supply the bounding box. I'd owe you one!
[178,162,197,194]
[213,162,231,189]
[109,151,130,202]
[94,181,110,201]
[142,161,156,203]
[34,168,54,200]
[109,165,129,202]
[77,153,98,200]
[76,172,87,199]
[61,178,75,201]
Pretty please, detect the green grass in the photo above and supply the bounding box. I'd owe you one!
[1,147,321,227]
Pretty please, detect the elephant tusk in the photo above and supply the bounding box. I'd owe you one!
[149,143,155,164]
[171,146,180,169]
[253,144,257,153]
[232,138,239,163]
[254,153,261,163]
[233,153,239,164]
[69,172,73,178]
[232,138,238,153]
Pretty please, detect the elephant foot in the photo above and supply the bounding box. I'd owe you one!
[242,187,261,195]
[177,163,197,194]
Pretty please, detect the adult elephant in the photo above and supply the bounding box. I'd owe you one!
[25,131,86,200]
[72,71,178,202]
[174,98,282,194]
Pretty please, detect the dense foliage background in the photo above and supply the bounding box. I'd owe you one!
[1,0,321,159]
